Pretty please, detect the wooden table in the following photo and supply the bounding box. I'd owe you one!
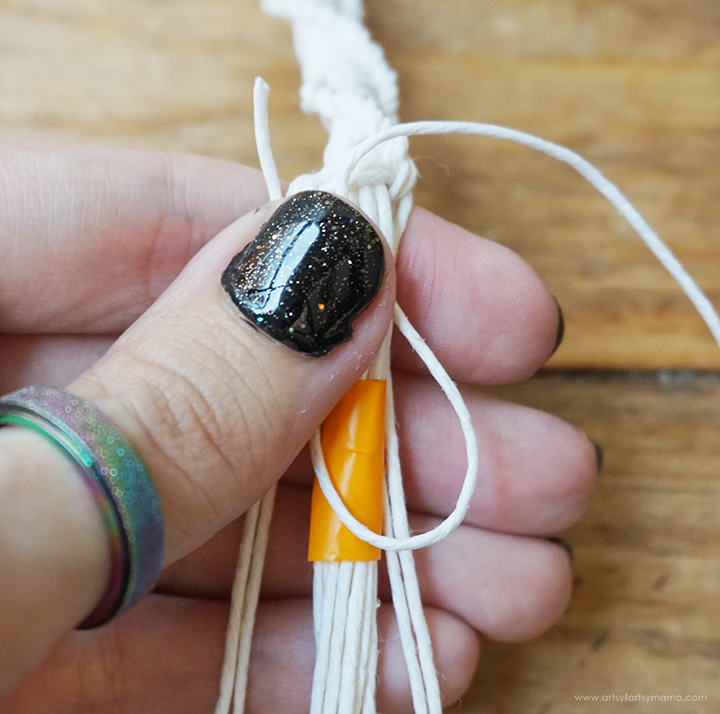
[2,1,719,711]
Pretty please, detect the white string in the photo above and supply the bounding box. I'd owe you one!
[342,121,720,349]
[310,562,377,714]
[253,78,284,202]
[215,499,261,714]
[215,484,277,714]
[307,120,720,551]
[221,3,720,714]
[214,79,284,714]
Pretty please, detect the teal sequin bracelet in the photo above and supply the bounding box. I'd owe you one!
[0,386,164,628]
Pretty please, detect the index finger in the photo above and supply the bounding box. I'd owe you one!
[0,138,268,333]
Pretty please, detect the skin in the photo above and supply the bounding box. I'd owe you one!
[0,138,598,713]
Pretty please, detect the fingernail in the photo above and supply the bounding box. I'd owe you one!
[551,297,565,356]
[592,440,604,472]
[547,537,574,561]
[222,190,385,357]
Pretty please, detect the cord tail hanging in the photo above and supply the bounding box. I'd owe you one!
[253,78,283,202]
[214,78,284,714]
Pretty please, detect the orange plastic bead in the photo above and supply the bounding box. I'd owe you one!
[307,380,386,562]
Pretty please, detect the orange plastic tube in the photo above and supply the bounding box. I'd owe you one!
[307,379,386,562]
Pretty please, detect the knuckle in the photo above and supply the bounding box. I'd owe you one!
[83,337,282,522]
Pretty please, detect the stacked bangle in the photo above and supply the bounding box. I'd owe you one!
[0,386,164,629]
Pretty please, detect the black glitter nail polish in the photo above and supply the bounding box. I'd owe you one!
[222,190,385,357]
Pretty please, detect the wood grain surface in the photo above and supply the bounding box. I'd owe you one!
[1,1,719,712]
[480,373,720,714]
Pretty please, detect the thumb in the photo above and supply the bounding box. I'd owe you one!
[71,189,394,565]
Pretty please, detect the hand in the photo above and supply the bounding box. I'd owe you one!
[0,138,598,713]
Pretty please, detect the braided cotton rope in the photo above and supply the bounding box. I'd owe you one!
[215,2,720,713]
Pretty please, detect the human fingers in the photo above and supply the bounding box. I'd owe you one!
[0,335,598,535]
[4,596,479,714]
[1,338,594,541]
[0,139,268,333]
[392,371,598,533]
[0,330,597,538]
[0,332,596,537]
[160,490,572,642]
[385,514,572,642]
[0,192,393,695]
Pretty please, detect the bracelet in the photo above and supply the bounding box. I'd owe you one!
[0,386,164,628]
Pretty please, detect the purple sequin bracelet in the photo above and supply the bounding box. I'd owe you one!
[0,386,164,629]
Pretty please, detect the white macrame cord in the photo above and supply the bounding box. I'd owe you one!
[216,3,720,714]
[219,92,720,714]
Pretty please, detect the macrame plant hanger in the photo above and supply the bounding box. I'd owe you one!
[215,2,720,714]
[217,2,453,712]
